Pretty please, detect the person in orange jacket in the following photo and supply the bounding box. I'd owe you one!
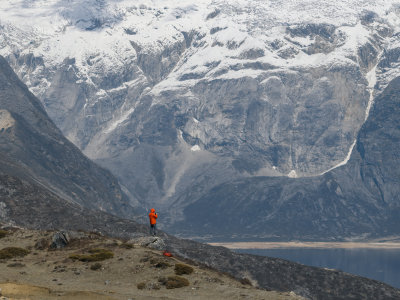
[148,208,158,236]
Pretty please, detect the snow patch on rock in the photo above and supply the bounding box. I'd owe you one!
[0,110,15,131]
[191,145,201,152]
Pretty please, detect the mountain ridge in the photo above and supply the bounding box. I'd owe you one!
[0,55,134,217]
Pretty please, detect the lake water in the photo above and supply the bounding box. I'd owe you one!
[235,248,400,289]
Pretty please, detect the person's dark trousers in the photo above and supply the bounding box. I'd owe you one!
[150,224,157,236]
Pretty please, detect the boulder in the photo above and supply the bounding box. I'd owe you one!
[50,231,70,249]
[131,236,166,251]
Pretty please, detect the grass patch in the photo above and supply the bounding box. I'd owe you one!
[90,263,102,270]
[0,230,8,239]
[165,275,190,289]
[0,247,30,259]
[88,248,108,254]
[174,263,194,275]
[69,248,114,262]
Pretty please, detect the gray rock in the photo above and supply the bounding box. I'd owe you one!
[50,232,70,249]
[131,236,166,251]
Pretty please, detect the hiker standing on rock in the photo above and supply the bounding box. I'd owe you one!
[148,208,158,236]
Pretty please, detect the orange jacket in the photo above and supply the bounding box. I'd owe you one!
[149,208,158,225]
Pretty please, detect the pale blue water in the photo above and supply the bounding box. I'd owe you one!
[235,248,400,289]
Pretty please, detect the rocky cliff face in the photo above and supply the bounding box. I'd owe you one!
[172,76,400,241]
[0,56,134,218]
[0,0,400,239]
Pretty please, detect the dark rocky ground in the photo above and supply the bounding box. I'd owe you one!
[0,174,148,237]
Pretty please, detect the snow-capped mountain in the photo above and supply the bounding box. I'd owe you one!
[1,0,400,239]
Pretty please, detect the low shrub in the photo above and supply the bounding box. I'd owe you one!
[69,254,81,260]
[137,281,160,290]
[158,276,167,285]
[156,261,171,269]
[90,262,102,270]
[150,258,171,269]
[165,275,190,289]
[174,263,194,275]
[88,248,106,253]
[240,278,252,286]
[0,229,7,239]
[137,282,146,290]
[69,248,114,262]
[0,247,30,259]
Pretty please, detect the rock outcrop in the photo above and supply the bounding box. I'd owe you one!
[171,77,400,240]
[50,231,70,249]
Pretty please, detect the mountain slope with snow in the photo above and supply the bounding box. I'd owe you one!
[1,0,400,239]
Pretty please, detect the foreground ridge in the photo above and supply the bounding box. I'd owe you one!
[0,227,302,300]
